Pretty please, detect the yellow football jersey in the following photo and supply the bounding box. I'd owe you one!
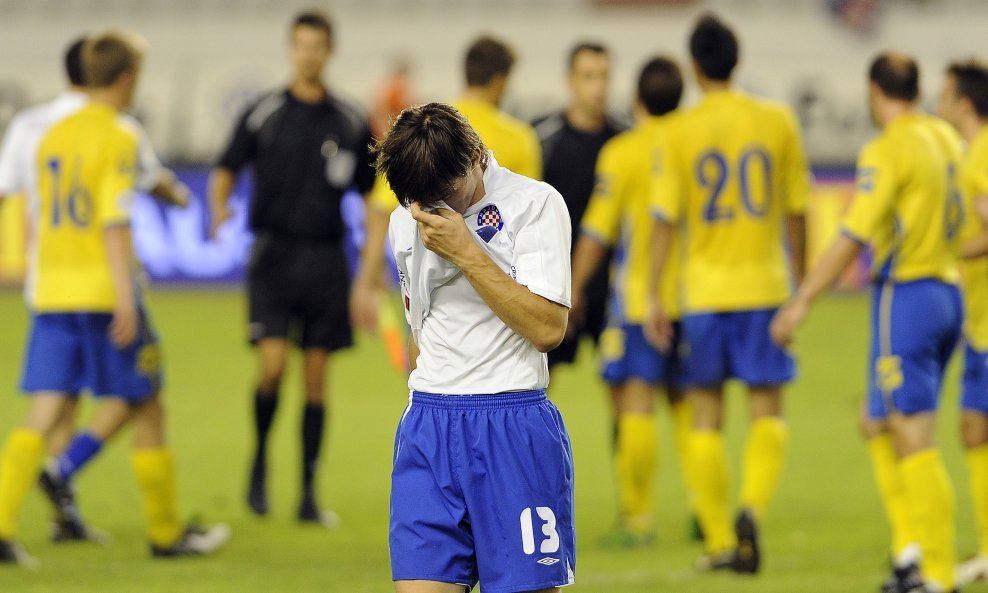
[582,116,679,322]
[650,90,810,313]
[959,127,988,349]
[371,98,542,212]
[842,113,963,286]
[29,103,138,312]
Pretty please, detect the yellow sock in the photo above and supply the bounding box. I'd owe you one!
[0,428,45,539]
[131,447,183,547]
[669,400,696,510]
[901,449,956,591]
[615,413,657,533]
[691,430,735,554]
[739,417,789,521]
[867,434,917,558]
[966,444,988,558]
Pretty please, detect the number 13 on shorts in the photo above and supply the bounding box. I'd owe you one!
[520,506,560,555]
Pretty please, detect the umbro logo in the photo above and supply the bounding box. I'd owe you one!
[536,557,560,566]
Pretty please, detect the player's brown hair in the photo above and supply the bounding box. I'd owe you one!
[689,13,738,82]
[82,30,145,88]
[948,59,988,118]
[638,56,683,116]
[567,41,608,72]
[373,102,488,210]
[291,8,333,42]
[464,36,515,87]
[869,52,919,102]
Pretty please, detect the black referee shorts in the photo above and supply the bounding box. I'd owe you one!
[246,235,353,352]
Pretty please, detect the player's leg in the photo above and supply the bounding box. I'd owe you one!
[680,312,734,566]
[885,280,961,592]
[957,346,988,586]
[128,394,231,557]
[295,243,352,526]
[248,337,289,515]
[46,397,79,459]
[610,379,657,543]
[298,347,338,526]
[665,384,699,539]
[689,386,735,565]
[598,323,658,546]
[739,387,787,522]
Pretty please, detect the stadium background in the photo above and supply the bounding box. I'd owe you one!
[0,0,986,591]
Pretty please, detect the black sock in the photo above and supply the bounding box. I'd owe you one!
[301,402,325,499]
[253,388,279,468]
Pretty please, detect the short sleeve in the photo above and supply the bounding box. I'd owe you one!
[649,131,682,223]
[0,115,28,195]
[841,141,897,244]
[517,126,543,181]
[134,122,163,193]
[780,109,811,215]
[98,130,139,227]
[971,149,988,199]
[580,141,625,245]
[370,174,399,212]
[216,106,257,173]
[513,190,572,307]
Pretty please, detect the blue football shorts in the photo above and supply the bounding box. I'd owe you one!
[390,390,576,593]
[679,308,796,388]
[867,280,962,419]
[963,345,988,415]
[600,322,682,388]
[21,307,162,402]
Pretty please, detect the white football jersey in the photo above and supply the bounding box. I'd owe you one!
[389,156,572,395]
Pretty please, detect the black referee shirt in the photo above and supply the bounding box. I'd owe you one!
[218,88,376,243]
[533,112,626,250]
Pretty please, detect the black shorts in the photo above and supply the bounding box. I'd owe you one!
[247,235,353,352]
[548,251,611,368]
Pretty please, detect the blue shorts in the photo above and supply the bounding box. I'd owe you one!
[679,308,795,388]
[867,280,962,419]
[390,390,575,593]
[962,345,988,415]
[600,323,681,387]
[20,309,162,402]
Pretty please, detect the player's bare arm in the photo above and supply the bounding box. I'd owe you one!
[410,202,568,352]
[961,194,988,258]
[644,217,674,351]
[148,168,190,209]
[787,213,808,283]
[350,202,390,332]
[104,224,137,348]
[770,233,862,346]
[206,167,235,240]
[568,234,608,336]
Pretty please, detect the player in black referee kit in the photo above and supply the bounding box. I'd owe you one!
[208,9,375,526]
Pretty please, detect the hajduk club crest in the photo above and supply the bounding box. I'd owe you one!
[475,204,504,243]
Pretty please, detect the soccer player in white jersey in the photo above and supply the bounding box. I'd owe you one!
[376,102,575,593]
[0,35,189,544]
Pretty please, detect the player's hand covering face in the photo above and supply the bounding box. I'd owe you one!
[410,202,477,267]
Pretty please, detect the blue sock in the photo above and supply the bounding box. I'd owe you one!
[57,433,103,481]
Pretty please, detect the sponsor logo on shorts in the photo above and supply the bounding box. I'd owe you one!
[537,557,560,566]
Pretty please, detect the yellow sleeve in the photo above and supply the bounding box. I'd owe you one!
[517,126,543,181]
[98,130,138,227]
[971,149,988,198]
[780,109,811,215]
[580,142,624,245]
[841,141,897,243]
[370,174,399,212]
[649,131,682,223]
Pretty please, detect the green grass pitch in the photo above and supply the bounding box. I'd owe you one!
[0,288,984,592]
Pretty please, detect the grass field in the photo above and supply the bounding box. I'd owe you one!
[0,287,984,593]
